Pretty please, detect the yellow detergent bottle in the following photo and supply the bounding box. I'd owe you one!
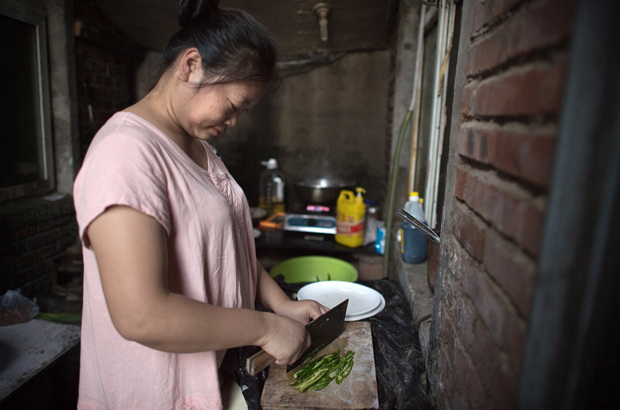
[335,187,366,248]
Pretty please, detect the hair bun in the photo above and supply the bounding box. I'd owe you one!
[178,0,220,27]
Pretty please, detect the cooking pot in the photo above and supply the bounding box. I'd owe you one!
[295,177,355,205]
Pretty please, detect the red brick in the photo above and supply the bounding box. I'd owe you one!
[461,169,478,206]
[518,201,545,258]
[438,311,473,410]
[460,172,508,236]
[452,288,519,409]
[470,61,567,117]
[459,123,496,165]
[16,252,37,269]
[37,220,56,233]
[474,176,505,230]
[458,244,513,347]
[459,123,557,188]
[483,231,536,317]
[27,229,63,249]
[14,226,37,239]
[507,317,528,375]
[493,128,556,188]
[471,0,525,35]
[467,0,575,76]
[461,81,478,119]
[496,187,524,241]
[455,166,469,200]
[453,202,487,262]
[453,330,495,410]
[36,243,58,260]
[459,171,544,253]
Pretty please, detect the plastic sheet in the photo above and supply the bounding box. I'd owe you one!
[0,289,40,327]
[221,278,432,410]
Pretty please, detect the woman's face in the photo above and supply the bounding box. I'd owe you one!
[176,79,268,141]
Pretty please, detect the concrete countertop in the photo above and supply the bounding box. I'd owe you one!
[0,319,80,401]
[390,241,434,363]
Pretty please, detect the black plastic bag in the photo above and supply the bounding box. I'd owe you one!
[220,345,269,410]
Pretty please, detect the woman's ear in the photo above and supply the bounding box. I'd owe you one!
[178,48,203,83]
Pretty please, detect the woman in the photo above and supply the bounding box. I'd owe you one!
[73,1,326,409]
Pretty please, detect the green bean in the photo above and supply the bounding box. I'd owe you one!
[297,368,329,393]
[293,354,325,379]
[290,349,355,392]
[340,360,354,378]
[311,375,335,391]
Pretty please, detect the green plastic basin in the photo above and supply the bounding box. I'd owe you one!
[269,256,358,283]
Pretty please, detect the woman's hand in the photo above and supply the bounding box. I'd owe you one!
[273,299,329,325]
[258,312,312,365]
[259,299,329,365]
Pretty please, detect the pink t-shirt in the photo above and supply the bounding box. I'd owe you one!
[73,112,258,410]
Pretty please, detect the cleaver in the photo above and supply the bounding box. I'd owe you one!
[246,299,349,376]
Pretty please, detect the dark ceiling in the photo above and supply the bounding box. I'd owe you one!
[94,0,397,56]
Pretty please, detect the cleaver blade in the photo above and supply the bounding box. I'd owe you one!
[286,299,349,373]
[245,299,349,376]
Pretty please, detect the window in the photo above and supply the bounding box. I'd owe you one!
[408,0,458,229]
[0,0,54,200]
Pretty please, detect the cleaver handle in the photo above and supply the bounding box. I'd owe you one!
[246,349,276,376]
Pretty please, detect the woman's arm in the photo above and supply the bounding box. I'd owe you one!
[255,260,329,324]
[87,205,309,365]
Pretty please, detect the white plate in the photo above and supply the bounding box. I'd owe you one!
[297,281,382,317]
[345,294,385,321]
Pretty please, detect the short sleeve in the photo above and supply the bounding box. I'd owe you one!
[73,125,171,248]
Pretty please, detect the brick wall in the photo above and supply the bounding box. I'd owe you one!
[429,0,575,408]
[0,2,144,299]
[0,196,78,298]
[73,0,145,159]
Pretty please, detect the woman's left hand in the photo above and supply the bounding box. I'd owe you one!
[275,299,329,325]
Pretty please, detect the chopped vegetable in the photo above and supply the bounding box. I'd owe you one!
[290,350,355,393]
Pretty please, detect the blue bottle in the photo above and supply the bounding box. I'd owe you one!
[400,192,428,264]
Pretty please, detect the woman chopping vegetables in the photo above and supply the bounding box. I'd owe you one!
[73,1,327,408]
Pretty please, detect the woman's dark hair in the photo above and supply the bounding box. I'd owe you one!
[162,0,280,92]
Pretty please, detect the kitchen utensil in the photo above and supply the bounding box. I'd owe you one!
[297,281,382,317]
[261,321,379,410]
[396,208,441,243]
[269,256,358,283]
[294,177,354,205]
[246,299,349,376]
[345,296,385,322]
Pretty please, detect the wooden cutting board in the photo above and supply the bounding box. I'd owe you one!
[261,321,379,410]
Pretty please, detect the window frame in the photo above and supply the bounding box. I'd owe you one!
[0,0,55,201]
[408,0,457,229]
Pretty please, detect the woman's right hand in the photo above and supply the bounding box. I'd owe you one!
[259,312,311,366]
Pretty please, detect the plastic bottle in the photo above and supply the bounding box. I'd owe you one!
[400,192,429,263]
[259,159,285,216]
[335,187,366,248]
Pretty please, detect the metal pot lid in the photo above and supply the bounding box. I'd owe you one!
[296,177,354,188]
